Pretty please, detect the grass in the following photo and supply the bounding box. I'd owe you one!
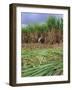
[21,47,63,77]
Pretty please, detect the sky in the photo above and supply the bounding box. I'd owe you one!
[21,12,63,26]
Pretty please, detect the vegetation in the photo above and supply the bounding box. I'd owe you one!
[22,16,63,44]
[22,16,63,33]
[21,48,63,77]
[21,16,63,77]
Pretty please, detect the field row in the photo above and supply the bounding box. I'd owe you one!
[21,47,63,77]
[22,60,63,77]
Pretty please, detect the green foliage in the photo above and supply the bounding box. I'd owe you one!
[46,16,57,30]
[22,61,63,76]
[60,18,63,31]
[22,16,63,44]
[22,23,48,33]
[22,16,63,33]
[21,48,63,77]
[46,16,63,31]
